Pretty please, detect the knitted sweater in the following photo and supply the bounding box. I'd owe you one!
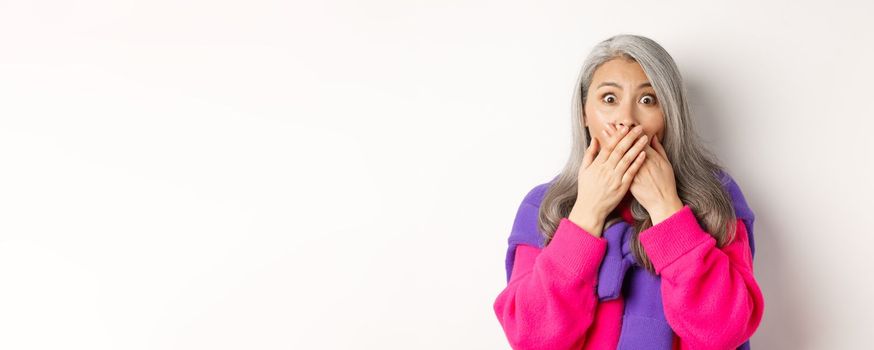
[493,179,764,349]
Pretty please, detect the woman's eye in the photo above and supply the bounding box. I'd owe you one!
[601,93,616,104]
[640,95,656,105]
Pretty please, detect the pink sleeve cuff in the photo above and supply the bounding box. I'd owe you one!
[639,205,713,274]
[542,218,608,280]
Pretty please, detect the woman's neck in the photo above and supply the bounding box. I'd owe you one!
[610,192,634,223]
[618,192,633,208]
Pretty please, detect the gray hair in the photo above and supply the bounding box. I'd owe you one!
[538,34,738,273]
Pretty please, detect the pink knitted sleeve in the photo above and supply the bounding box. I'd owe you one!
[639,205,765,350]
[492,218,607,350]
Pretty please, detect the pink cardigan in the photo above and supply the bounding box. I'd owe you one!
[493,200,764,349]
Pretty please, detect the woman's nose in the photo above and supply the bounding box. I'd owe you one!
[615,122,638,131]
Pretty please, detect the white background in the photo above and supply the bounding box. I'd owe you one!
[1,1,872,349]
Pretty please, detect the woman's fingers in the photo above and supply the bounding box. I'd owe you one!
[616,132,648,174]
[606,125,644,168]
[652,134,668,160]
[594,129,614,164]
[622,149,647,184]
[582,137,599,169]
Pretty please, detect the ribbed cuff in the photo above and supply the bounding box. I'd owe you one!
[639,205,713,274]
[541,218,608,281]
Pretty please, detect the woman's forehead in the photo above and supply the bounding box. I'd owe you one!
[592,58,651,87]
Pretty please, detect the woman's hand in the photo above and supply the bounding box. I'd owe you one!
[569,124,649,236]
[627,133,684,225]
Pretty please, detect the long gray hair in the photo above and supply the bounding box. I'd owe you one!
[539,34,738,273]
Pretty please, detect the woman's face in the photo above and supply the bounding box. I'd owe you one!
[583,57,665,148]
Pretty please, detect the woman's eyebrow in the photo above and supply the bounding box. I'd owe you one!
[596,81,653,89]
